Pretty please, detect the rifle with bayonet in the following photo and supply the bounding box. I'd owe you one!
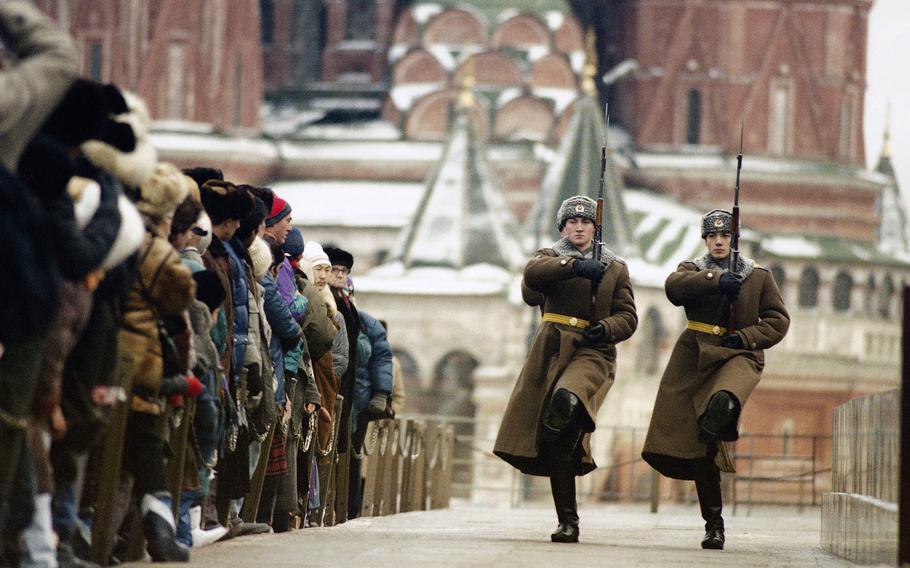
[587,103,608,325]
[728,124,743,331]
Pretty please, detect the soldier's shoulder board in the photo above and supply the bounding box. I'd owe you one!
[753,264,768,271]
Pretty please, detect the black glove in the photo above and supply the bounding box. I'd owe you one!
[718,272,743,299]
[573,259,606,282]
[720,333,744,349]
[581,323,607,346]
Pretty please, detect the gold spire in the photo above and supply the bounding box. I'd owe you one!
[582,27,598,97]
[457,57,476,111]
[882,99,891,159]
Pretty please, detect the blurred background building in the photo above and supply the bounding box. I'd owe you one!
[39,0,909,506]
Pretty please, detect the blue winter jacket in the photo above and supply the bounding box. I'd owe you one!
[261,272,301,402]
[225,238,250,383]
[353,310,393,412]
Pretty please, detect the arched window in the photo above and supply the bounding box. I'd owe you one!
[832,271,853,312]
[864,274,876,315]
[685,89,701,144]
[879,274,895,318]
[798,267,820,308]
[636,307,666,376]
[769,264,786,290]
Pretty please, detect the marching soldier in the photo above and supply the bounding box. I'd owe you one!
[641,209,789,550]
[494,195,637,543]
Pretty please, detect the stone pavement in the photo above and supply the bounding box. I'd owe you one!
[141,503,854,567]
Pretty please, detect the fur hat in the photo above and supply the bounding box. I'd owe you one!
[101,194,144,270]
[303,241,330,268]
[137,162,191,218]
[240,184,274,215]
[248,236,272,280]
[81,91,157,189]
[235,197,268,243]
[200,180,253,225]
[182,167,223,189]
[195,212,213,255]
[170,197,204,237]
[192,270,226,312]
[324,246,353,270]
[283,228,305,258]
[41,80,135,152]
[557,195,597,230]
[265,195,291,227]
[701,209,733,238]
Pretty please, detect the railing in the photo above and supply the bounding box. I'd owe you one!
[359,418,455,517]
[822,390,899,565]
[403,413,833,511]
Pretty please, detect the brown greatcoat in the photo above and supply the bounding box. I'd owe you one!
[494,248,637,477]
[641,259,789,480]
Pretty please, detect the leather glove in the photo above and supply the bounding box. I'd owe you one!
[368,393,389,416]
[581,322,607,346]
[720,333,744,349]
[718,271,743,299]
[573,259,606,282]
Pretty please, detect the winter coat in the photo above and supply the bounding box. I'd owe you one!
[295,269,336,360]
[277,259,304,320]
[180,248,205,273]
[203,238,234,378]
[494,248,637,477]
[119,229,195,397]
[225,238,250,383]
[353,310,393,413]
[261,272,301,402]
[0,0,79,171]
[282,293,310,373]
[331,312,349,380]
[642,259,789,479]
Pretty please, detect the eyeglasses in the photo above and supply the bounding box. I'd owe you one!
[331,266,349,275]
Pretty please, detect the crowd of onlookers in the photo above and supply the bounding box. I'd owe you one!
[0,3,405,566]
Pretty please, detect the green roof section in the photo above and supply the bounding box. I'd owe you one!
[525,95,638,257]
[429,0,571,24]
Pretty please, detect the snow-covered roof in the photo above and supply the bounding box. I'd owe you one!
[270,180,424,228]
[758,235,910,267]
[149,131,278,161]
[391,109,526,271]
[355,262,516,296]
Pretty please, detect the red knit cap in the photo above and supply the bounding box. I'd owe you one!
[266,196,291,227]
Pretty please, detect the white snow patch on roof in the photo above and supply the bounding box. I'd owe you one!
[412,3,443,24]
[150,132,278,160]
[626,257,669,288]
[527,45,551,62]
[296,120,401,141]
[390,83,445,110]
[545,11,564,31]
[496,87,522,108]
[270,181,424,228]
[569,51,584,73]
[279,140,441,162]
[152,120,215,134]
[532,87,577,115]
[760,236,823,258]
[388,43,409,63]
[497,8,520,24]
[357,262,512,295]
[427,44,458,70]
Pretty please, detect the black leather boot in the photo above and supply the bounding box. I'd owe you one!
[697,391,738,444]
[695,464,724,550]
[141,493,189,562]
[549,466,579,543]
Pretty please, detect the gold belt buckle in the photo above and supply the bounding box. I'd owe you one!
[712,325,721,336]
[569,317,578,327]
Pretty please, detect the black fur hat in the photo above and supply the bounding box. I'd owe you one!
[192,270,226,312]
[324,246,354,270]
[183,167,224,189]
[41,80,136,152]
[234,197,268,244]
[199,180,253,225]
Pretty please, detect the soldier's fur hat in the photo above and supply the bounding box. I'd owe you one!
[702,209,733,238]
[557,195,597,230]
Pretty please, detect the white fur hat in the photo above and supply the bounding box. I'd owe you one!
[136,162,190,218]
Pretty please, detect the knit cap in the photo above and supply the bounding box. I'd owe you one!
[265,195,291,227]
[303,241,331,268]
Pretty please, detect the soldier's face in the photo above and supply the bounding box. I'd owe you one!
[562,217,595,249]
[705,232,732,261]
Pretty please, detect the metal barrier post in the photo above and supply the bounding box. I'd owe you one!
[649,468,660,513]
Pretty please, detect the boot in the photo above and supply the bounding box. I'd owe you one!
[56,541,101,568]
[549,469,579,543]
[695,465,724,550]
[698,391,737,444]
[188,506,227,548]
[141,493,189,562]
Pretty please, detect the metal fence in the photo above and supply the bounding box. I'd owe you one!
[402,413,833,512]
